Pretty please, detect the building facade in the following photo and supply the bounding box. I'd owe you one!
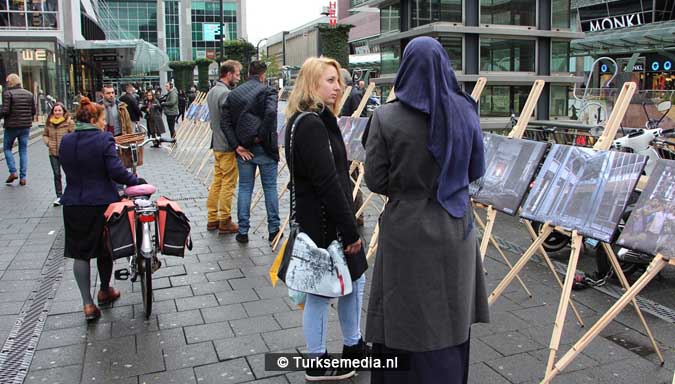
[367,0,583,123]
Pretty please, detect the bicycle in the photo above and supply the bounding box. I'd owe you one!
[113,136,174,319]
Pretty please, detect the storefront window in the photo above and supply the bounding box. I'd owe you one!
[439,35,462,71]
[480,85,533,117]
[380,3,400,34]
[0,0,58,29]
[480,0,536,26]
[550,85,570,117]
[480,38,535,72]
[381,43,401,75]
[412,0,462,27]
[551,40,570,73]
[552,0,571,29]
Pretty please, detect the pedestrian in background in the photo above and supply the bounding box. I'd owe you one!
[221,61,280,243]
[2,73,35,186]
[206,60,241,234]
[43,102,75,206]
[177,89,187,123]
[284,57,368,381]
[364,36,489,384]
[161,82,179,138]
[99,85,133,137]
[59,97,142,321]
[140,90,165,145]
[119,84,142,128]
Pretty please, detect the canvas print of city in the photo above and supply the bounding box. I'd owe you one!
[521,145,647,243]
[471,134,547,215]
[338,117,368,162]
[616,159,675,259]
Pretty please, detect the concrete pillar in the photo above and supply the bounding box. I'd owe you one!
[179,0,192,61]
[238,0,247,40]
[537,0,552,120]
[157,0,168,87]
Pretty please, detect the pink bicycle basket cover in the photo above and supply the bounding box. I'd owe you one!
[125,184,157,197]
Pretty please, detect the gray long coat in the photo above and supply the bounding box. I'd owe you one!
[364,101,490,352]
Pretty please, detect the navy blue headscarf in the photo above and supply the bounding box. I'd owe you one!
[394,36,485,219]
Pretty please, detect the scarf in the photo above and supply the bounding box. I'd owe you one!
[49,116,65,125]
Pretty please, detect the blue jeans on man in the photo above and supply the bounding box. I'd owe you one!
[236,144,280,236]
[3,127,30,180]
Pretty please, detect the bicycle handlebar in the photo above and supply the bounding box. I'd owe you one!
[116,136,175,150]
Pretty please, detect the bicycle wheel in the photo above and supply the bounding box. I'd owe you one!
[137,256,153,319]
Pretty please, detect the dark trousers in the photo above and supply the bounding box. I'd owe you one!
[166,114,177,137]
[49,155,63,198]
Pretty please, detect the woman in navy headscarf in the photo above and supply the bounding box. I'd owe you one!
[363,36,489,384]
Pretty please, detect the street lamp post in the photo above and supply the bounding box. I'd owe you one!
[219,0,224,61]
[256,38,268,60]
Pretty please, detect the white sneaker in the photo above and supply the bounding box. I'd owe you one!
[53,198,61,207]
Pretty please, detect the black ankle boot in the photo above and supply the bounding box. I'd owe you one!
[342,338,370,361]
[305,352,355,382]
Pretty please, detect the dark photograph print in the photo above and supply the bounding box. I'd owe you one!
[472,134,548,215]
[338,117,355,159]
[616,159,675,259]
[521,145,647,243]
[346,117,369,162]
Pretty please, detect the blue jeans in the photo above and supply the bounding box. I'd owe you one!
[3,128,29,179]
[303,275,366,354]
[236,145,280,235]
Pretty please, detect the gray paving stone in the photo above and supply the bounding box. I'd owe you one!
[229,276,271,290]
[205,269,243,282]
[244,298,290,317]
[273,310,303,329]
[183,262,221,274]
[25,364,83,384]
[162,341,218,370]
[152,285,193,302]
[136,327,188,354]
[37,326,88,350]
[480,330,546,356]
[255,286,290,300]
[240,265,272,278]
[214,288,260,305]
[230,315,280,336]
[138,367,197,384]
[588,358,667,384]
[580,336,645,364]
[468,362,510,384]
[190,280,233,295]
[469,337,503,363]
[151,265,186,279]
[485,352,546,383]
[133,299,177,318]
[84,335,136,363]
[30,343,86,371]
[246,351,298,380]
[261,327,306,351]
[193,358,255,384]
[157,309,203,329]
[111,317,159,338]
[184,321,234,343]
[213,334,270,360]
[169,273,208,287]
[217,258,256,271]
[109,348,165,378]
[528,346,598,373]
[175,294,219,311]
[99,305,135,323]
[201,303,248,323]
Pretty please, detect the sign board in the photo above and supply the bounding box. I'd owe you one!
[578,0,658,32]
[203,23,228,41]
[328,1,337,27]
[646,53,673,72]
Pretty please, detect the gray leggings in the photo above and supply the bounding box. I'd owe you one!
[73,257,112,306]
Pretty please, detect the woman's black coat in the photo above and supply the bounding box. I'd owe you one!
[285,108,366,278]
[141,99,166,136]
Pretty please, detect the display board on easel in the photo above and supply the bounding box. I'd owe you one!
[543,158,675,383]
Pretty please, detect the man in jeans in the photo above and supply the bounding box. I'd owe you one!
[2,73,35,186]
[221,61,280,243]
[206,60,241,234]
[161,82,179,138]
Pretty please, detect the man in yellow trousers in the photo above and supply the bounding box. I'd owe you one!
[206,60,242,234]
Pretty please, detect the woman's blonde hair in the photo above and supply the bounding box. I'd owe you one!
[285,57,344,121]
[6,73,21,87]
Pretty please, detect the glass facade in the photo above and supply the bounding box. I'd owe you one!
[551,39,570,73]
[191,1,237,59]
[0,0,58,29]
[380,3,400,34]
[479,85,533,117]
[165,0,180,61]
[411,0,462,27]
[439,35,462,71]
[551,0,570,29]
[480,0,536,26]
[105,0,158,45]
[550,85,570,117]
[480,38,536,72]
[381,43,401,75]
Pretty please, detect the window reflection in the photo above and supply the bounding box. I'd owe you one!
[412,0,462,27]
[480,0,536,26]
[480,38,535,72]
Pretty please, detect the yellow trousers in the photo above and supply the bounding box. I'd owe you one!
[206,151,238,222]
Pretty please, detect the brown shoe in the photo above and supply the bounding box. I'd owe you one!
[207,221,219,231]
[5,173,17,184]
[83,304,101,321]
[19,179,26,186]
[218,218,239,234]
[97,287,121,305]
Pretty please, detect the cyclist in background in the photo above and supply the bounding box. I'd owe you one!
[59,97,145,321]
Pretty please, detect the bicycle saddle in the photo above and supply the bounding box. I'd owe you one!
[125,184,157,198]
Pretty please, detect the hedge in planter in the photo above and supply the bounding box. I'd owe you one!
[318,24,352,69]
[195,58,213,92]
[168,61,196,92]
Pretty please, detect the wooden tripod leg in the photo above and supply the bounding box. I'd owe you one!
[479,207,497,262]
[546,232,583,375]
[352,163,365,201]
[355,192,375,219]
[366,222,380,262]
[543,254,669,383]
[524,220,584,326]
[488,224,553,305]
[272,213,290,250]
[602,243,664,364]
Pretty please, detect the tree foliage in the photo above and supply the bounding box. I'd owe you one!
[260,51,279,79]
[318,24,352,69]
[168,61,196,92]
[195,58,213,92]
[222,40,256,78]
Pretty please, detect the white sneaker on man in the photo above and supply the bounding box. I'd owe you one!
[53,198,61,207]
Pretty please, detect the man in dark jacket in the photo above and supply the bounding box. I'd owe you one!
[2,73,35,185]
[221,61,279,243]
[161,82,179,138]
[119,84,142,125]
[339,69,365,118]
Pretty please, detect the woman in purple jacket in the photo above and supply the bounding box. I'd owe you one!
[59,97,142,321]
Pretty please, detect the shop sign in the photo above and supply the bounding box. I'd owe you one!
[21,49,48,61]
[328,1,337,28]
[579,0,655,32]
[587,13,646,32]
[647,54,674,72]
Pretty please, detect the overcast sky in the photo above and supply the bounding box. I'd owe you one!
[245,0,327,45]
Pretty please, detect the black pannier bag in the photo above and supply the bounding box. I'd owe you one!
[104,200,137,260]
[157,196,193,256]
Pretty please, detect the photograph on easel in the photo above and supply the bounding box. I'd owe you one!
[277,113,287,144]
[471,134,548,215]
[521,145,647,243]
[616,159,675,259]
[346,117,369,162]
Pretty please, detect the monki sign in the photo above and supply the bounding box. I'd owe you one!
[586,12,647,32]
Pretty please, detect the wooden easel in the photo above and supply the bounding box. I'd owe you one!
[486,82,663,381]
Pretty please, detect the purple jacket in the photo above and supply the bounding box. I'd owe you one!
[59,124,139,206]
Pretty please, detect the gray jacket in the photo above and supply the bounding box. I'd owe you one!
[162,88,179,115]
[206,80,233,152]
[364,101,490,352]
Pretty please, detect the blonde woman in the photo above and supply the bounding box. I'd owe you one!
[284,57,368,381]
[43,102,75,206]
